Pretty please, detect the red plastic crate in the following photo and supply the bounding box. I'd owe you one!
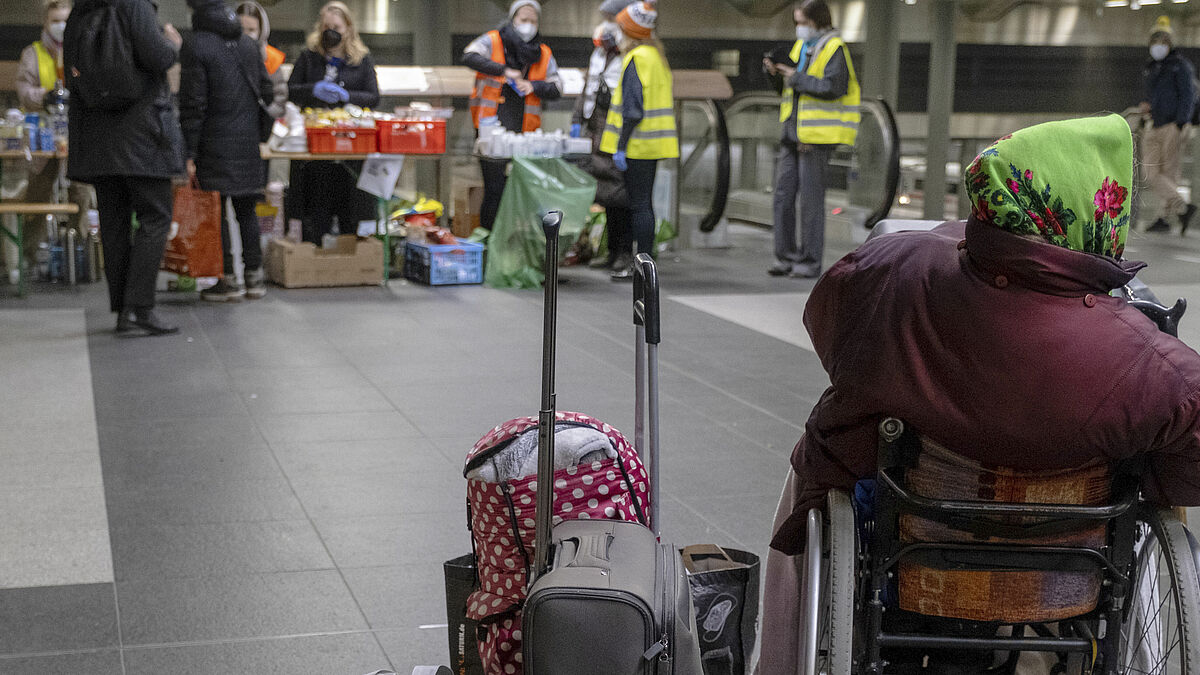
[306,127,377,154]
[377,119,447,155]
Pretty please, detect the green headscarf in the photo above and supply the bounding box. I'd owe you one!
[964,114,1133,258]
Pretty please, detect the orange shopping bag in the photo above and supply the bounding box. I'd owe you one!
[162,181,222,278]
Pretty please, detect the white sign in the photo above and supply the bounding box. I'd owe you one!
[356,153,405,200]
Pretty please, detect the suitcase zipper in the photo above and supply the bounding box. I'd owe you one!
[655,544,674,672]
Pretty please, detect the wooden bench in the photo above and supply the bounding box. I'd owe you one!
[0,202,80,296]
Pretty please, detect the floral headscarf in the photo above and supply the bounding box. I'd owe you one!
[965,114,1133,258]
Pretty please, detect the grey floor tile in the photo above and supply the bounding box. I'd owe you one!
[314,512,471,569]
[94,388,249,421]
[242,383,396,416]
[97,414,262,453]
[0,649,123,674]
[377,627,454,672]
[228,365,376,392]
[111,520,334,581]
[117,570,367,645]
[289,470,464,519]
[686,492,781,555]
[0,583,119,655]
[271,437,456,482]
[105,476,307,527]
[101,441,283,490]
[121,629,386,672]
[123,632,391,675]
[254,411,422,445]
[342,564,448,630]
[658,453,783,502]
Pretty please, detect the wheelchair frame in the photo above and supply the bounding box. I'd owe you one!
[807,417,1200,675]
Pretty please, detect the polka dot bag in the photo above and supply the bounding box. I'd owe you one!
[462,411,651,675]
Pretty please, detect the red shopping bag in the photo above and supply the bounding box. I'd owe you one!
[162,181,222,277]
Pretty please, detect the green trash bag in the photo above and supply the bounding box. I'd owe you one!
[485,157,597,289]
[593,214,677,262]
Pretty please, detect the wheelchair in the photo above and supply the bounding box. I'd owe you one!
[803,418,1200,675]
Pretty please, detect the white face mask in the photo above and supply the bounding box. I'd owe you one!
[514,21,538,42]
[1151,43,1170,61]
[796,24,815,42]
[48,21,66,42]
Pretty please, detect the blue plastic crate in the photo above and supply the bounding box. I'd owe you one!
[404,238,485,286]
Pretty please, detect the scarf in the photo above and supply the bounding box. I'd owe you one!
[964,114,1133,258]
[498,21,543,71]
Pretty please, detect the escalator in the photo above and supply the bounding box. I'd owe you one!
[677,93,900,242]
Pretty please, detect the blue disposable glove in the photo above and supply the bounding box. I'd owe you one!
[570,123,582,138]
[313,80,349,104]
[613,149,627,171]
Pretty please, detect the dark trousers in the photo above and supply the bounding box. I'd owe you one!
[92,176,173,313]
[296,160,375,244]
[221,194,263,275]
[479,158,508,232]
[773,143,832,273]
[605,205,633,261]
[624,158,658,256]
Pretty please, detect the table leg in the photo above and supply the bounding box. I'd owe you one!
[379,197,389,286]
[15,214,24,297]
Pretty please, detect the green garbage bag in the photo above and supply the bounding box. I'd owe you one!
[485,157,597,289]
[593,215,676,262]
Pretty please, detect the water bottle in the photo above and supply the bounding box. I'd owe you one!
[35,242,51,281]
[44,80,69,151]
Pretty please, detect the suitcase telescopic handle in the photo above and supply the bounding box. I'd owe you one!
[534,209,564,580]
[633,253,660,345]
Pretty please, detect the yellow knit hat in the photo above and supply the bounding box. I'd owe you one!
[1152,15,1173,40]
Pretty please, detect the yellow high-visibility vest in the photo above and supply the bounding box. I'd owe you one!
[600,45,679,160]
[32,41,56,91]
[779,34,860,146]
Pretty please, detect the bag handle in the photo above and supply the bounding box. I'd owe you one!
[633,252,661,535]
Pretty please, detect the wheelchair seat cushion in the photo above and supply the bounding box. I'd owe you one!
[897,437,1110,623]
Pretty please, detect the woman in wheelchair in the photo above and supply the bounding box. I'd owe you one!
[758,114,1200,675]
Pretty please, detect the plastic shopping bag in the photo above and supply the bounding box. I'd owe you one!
[682,545,761,675]
[485,156,596,289]
[162,181,222,278]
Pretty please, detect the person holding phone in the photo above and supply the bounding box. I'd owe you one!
[764,0,859,279]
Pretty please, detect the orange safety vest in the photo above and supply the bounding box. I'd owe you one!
[469,29,551,132]
[265,44,285,76]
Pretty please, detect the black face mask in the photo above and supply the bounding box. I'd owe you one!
[321,29,342,50]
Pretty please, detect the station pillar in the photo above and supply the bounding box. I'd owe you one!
[923,0,956,221]
[864,0,900,110]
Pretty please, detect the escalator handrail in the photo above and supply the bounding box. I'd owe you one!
[720,92,901,229]
[678,100,732,234]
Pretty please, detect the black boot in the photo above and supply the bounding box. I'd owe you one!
[132,308,179,336]
[115,311,138,335]
[1181,204,1197,235]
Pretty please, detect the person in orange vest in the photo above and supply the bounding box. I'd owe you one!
[462,0,563,233]
[236,2,288,119]
[11,0,95,278]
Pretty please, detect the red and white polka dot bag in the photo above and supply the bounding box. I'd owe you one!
[462,411,651,675]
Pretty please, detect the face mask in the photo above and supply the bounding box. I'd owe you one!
[321,28,342,51]
[514,21,538,42]
[1150,43,1169,61]
[796,24,815,42]
[47,21,65,42]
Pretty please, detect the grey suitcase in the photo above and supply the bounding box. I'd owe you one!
[521,212,703,674]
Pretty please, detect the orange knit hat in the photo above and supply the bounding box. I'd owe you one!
[616,1,657,40]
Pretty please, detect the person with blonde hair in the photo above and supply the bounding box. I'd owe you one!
[287,0,379,243]
[11,0,94,279]
[599,0,678,280]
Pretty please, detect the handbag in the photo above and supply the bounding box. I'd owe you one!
[162,179,223,278]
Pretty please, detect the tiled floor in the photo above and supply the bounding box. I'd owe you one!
[2,224,1200,673]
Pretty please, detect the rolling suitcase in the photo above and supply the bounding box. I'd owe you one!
[521,211,703,674]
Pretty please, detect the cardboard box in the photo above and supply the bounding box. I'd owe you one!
[452,184,484,238]
[266,235,384,288]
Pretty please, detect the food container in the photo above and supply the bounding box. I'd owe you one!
[377,119,447,154]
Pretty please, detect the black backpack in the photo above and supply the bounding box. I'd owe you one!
[66,0,144,111]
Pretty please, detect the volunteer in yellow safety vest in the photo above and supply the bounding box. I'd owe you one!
[462,0,563,234]
[763,0,859,279]
[599,0,677,281]
[12,0,95,276]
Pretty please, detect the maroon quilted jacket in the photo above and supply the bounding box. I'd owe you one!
[772,218,1200,555]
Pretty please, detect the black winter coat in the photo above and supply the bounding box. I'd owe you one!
[64,0,184,181]
[179,1,272,195]
[287,49,379,110]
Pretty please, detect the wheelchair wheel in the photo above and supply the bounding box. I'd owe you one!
[1116,508,1200,674]
[810,489,856,675]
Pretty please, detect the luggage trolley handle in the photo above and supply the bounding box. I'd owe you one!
[633,253,661,536]
[534,210,564,579]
